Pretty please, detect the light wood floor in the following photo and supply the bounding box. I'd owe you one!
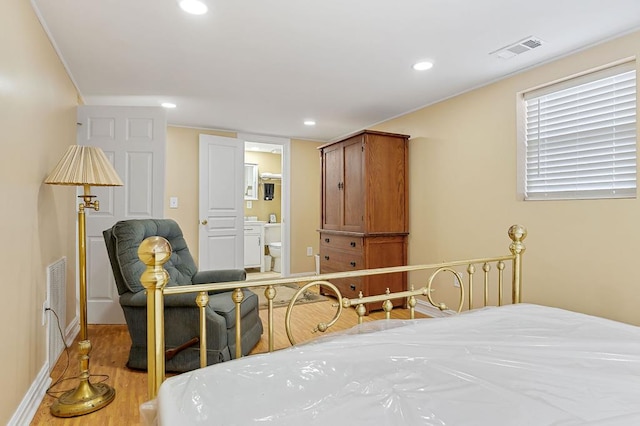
[31,297,424,425]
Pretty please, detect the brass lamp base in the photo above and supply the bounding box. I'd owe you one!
[50,339,116,417]
[50,380,116,417]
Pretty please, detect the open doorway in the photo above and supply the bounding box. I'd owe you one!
[240,133,290,278]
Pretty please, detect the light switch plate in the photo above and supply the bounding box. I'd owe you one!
[170,197,179,208]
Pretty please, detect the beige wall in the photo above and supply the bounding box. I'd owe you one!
[165,127,322,274]
[1,1,79,423]
[290,139,323,273]
[374,30,640,325]
[165,126,236,254]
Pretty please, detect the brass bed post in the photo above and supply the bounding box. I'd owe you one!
[497,261,505,306]
[382,289,393,319]
[265,286,276,352]
[483,263,490,307]
[195,292,209,368]
[355,290,366,324]
[467,264,475,310]
[407,284,416,319]
[138,236,171,400]
[508,225,527,303]
[232,288,244,359]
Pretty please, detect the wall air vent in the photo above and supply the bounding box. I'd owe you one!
[47,257,67,372]
[490,36,544,59]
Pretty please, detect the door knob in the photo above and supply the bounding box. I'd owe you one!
[200,219,208,225]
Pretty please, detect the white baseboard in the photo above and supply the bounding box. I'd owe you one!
[65,315,79,346]
[8,363,52,426]
[8,314,79,426]
[416,299,457,317]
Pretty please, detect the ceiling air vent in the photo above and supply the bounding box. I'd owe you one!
[491,36,544,59]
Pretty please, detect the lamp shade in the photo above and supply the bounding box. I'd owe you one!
[45,145,123,187]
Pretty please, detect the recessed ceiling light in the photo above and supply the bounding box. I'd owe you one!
[161,102,177,108]
[412,61,434,71]
[179,0,208,15]
[304,120,316,126]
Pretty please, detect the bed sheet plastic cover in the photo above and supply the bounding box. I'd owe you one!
[148,304,640,425]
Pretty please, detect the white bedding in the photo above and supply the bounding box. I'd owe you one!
[151,304,640,425]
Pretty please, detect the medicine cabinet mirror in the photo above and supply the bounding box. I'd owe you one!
[244,163,258,200]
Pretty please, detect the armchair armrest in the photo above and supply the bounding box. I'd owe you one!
[193,269,246,285]
[120,290,214,308]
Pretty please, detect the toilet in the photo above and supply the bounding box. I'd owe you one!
[264,223,282,273]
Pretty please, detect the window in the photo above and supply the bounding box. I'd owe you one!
[522,62,637,200]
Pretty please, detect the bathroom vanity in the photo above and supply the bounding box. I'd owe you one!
[243,221,265,271]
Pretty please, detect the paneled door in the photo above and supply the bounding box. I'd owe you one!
[321,142,342,231]
[198,134,244,270]
[341,136,365,232]
[78,106,166,324]
[321,136,364,232]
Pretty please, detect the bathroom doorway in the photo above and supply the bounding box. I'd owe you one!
[240,133,290,278]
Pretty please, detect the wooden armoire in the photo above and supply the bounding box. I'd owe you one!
[318,130,409,311]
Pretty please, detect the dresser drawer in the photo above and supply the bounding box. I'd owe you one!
[320,234,363,252]
[334,276,364,299]
[319,247,363,271]
[319,267,363,300]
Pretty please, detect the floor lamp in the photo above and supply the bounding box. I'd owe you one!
[45,145,122,417]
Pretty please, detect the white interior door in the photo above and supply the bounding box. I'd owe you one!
[78,106,166,324]
[238,133,291,276]
[199,134,244,270]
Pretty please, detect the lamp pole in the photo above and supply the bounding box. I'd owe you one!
[45,146,121,417]
[50,186,116,417]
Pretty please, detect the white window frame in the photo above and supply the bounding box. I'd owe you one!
[519,61,637,201]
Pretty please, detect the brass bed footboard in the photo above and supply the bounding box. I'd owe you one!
[139,224,526,399]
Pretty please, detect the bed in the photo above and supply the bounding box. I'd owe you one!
[152,304,640,425]
[137,225,640,425]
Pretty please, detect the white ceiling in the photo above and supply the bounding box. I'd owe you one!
[32,0,640,142]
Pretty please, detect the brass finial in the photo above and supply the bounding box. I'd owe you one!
[138,236,171,291]
[508,224,527,255]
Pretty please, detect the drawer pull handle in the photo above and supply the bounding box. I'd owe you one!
[350,284,356,291]
[350,241,356,247]
[325,238,330,243]
[350,261,356,267]
[324,255,330,260]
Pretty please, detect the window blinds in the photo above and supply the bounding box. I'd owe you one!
[524,63,637,200]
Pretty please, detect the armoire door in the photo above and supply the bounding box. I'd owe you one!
[321,143,343,231]
[341,136,365,232]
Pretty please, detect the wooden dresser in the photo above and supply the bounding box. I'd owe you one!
[318,130,409,312]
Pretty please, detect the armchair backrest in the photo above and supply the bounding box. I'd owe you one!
[103,219,198,294]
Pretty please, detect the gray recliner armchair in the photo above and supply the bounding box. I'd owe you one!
[103,218,263,372]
